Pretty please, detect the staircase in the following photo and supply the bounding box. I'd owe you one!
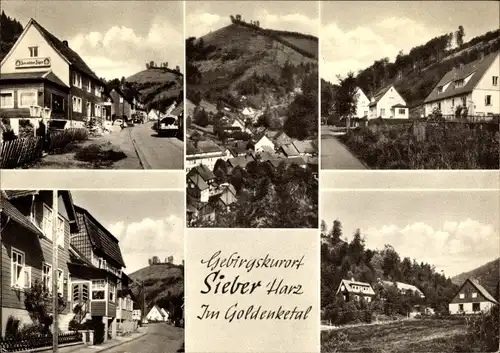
[73,300,91,324]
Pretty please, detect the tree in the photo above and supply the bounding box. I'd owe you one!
[456,25,465,47]
[120,76,125,85]
[330,219,342,243]
[334,72,357,129]
[194,107,209,127]
[146,63,150,69]
[24,281,67,334]
[235,14,241,22]
[149,61,155,68]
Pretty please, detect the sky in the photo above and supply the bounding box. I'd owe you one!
[321,1,500,83]
[186,1,319,38]
[70,190,184,275]
[321,190,500,278]
[2,1,184,80]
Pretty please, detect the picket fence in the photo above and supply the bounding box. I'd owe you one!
[0,331,82,352]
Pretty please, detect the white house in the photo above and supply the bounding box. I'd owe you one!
[380,280,425,298]
[147,109,161,121]
[160,308,170,322]
[449,277,498,315]
[146,305,164,321]
[368,85,409,119]
[354,87,370,118]
[423,52,500,119]
[252,133,275,153]
[186,140,231,171]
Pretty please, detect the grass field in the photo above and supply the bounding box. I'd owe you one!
[321,319,470,353]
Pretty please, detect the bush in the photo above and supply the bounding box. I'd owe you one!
[49,128,88,153]
[74,143,127,164]
[5,316,21,338]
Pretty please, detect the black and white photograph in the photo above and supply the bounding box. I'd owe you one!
[320,188,500,352]
[320,1,500,170]
[185,1,319,228]
[0,190,184,352]
[0,1,184,170]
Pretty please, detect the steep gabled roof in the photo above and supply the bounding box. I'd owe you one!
[0,194,43,236]
[74,205,126,268]
[187,173,209,191]
[280,143,300,157]
[424,52,499,104]
[468,278,498,304]
[30,19,103,84]
[188,164,216,182]
[369,85,393,107]
[336,279,376,296]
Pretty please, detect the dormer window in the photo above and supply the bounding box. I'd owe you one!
[29,46,38,57]
[455,79,465,89]
[73,72,82,88]
[437,86,443,94]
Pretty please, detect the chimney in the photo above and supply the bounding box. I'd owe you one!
[62,40,69,47]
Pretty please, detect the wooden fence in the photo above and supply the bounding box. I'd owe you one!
[0,136,43,169]
[0,128,88,169]
[0,331,82,352]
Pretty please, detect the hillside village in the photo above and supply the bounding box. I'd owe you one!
[0,12,184,170]
[186,15,318,227]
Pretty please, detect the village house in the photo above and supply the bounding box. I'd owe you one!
[145,305,165,322]
[449,277,498,315]
[0,18,105,132]
[116,274,137,333]
[368,85,409,120]
[250,132,275,153]
[186,140,231,171]
[423,52,500,119]
[291,140,317,157]
[69,205,128,342]
[354,87,370,118]
[0,190,79,336]
[228,141,250,157]
[108,87,137,122]
[280,143,300,158]
[271,131,293,149]
[186,165,216,203]
[379,280,425,298]
[336,279,376,302]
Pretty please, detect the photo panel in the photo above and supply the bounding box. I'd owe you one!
[0,189,185,351]
[320,1,500,170]
[0,1,184,171]
[185,1,320,228]
[320,185,500,352]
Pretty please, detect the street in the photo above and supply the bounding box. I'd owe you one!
[129,122,184,169]
[104,323,184,353]
[321,129,366,170]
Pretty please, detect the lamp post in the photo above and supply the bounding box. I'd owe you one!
[52,190,59,352]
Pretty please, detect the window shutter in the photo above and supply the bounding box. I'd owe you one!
[23,267,31,288]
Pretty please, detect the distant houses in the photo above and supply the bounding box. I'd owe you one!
[336,279,376,302]
[449,277,498,315]
[146,305,169,322]
[368,85,409,120]
[423,51,500,119]
[379,280,426,298]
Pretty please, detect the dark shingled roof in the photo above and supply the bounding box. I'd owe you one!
[1,195,43,236]
[0,71,69,88]
[74,205,126,268]
[369,85,393,107]
[31,18,103,84]
[187,164,216,182]
[424,52,499,104]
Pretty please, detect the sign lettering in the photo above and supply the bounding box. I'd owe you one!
[15,57,51,69]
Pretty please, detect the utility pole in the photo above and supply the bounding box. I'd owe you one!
[52,190,59,352]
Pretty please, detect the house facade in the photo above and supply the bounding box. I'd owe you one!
[116,273,137,333]
[0,19,104,126]
[423,52,500,119]
[449,277,498,315]
[186,140,231,171]
[146,305,164,322]
[354,87,370,118]
[368,85,409,120]
[336,279,376,302]
[0,190,79,336]
[69,205,128,342]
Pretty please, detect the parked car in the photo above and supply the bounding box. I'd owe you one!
[156,117,179,137]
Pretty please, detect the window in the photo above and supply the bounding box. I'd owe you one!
[42,263,52,292]
[459,304,464,311]
[452,98,455,107]
[455,79,465,88]
[459,293,465,299]
[493,76,498,86]
[28,46,38,57]
[398,109,405,114]
[95,104,101,117]
[18,90,37,108]
[472,292,477,298]
[437,102,442,111]
[92,280,105,300]
[461,97,467,106]
[109,282,116,302]
[51,94,65,113]
[485,95,492,106]
[437,86,443,93]
[72,96,82,113]
[380,108,386,116]
[42,204,64,246]
[73,72,82,88]
[0,90,14,108]
[86,102,91,117]
[85,80,91,93]
[119,96,124,103]
[95,86,101,97]
[57,269,64,295]
[11,248,31,288]
[473,303,480,312]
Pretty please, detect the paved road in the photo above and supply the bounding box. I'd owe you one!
[105,323,184,353]
[129,122,184,169]
[321,133,367,170]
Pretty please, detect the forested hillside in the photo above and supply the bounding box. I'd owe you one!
[0,11,23,61]
[322,26,500,115]
[321,220,459,323]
